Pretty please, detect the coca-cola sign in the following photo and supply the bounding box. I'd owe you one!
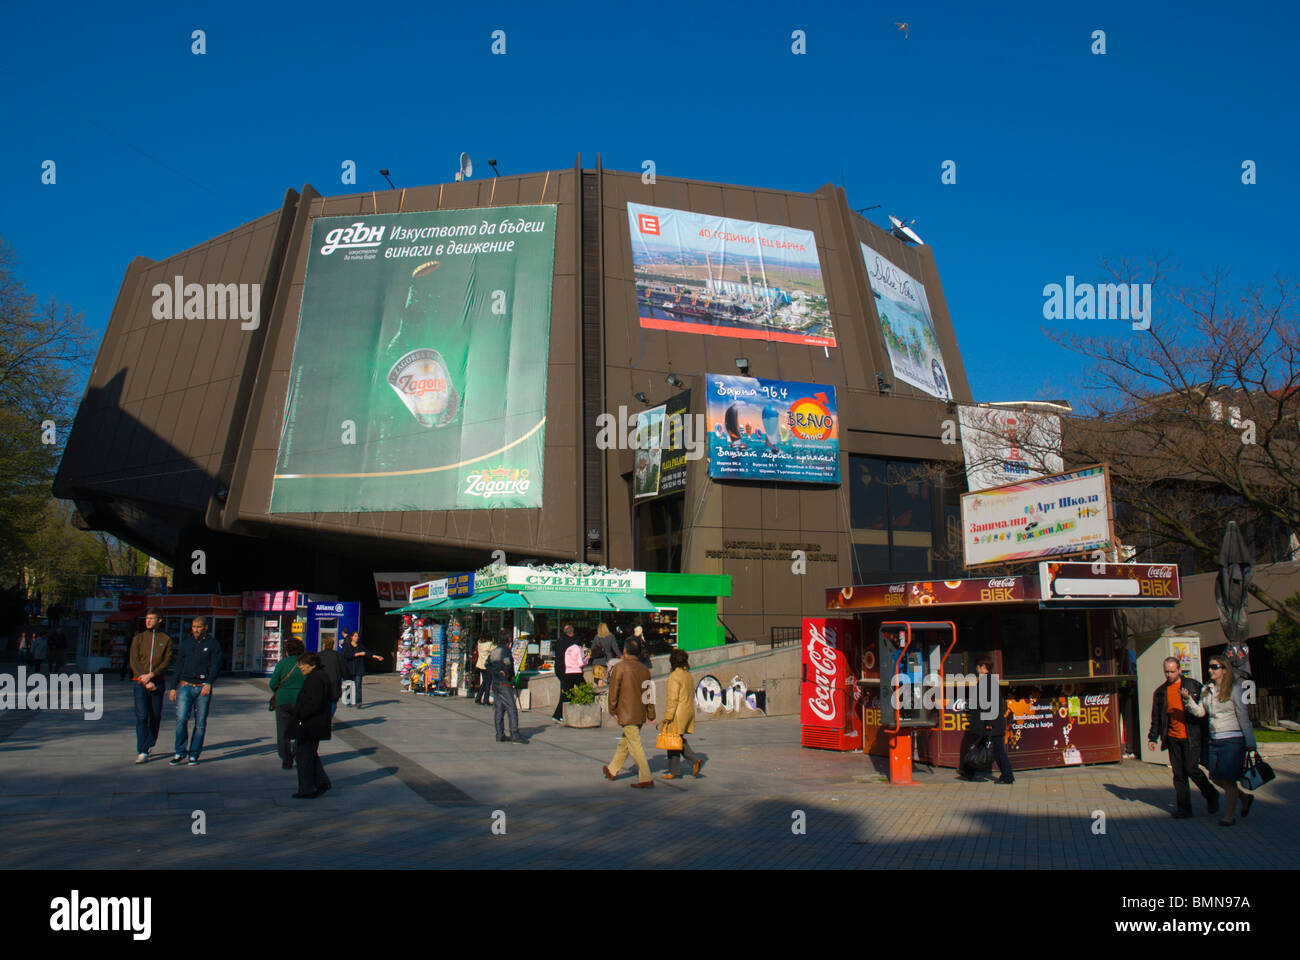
[805,621,840,723]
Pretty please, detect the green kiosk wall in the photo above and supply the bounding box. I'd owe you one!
[646,572,732,651]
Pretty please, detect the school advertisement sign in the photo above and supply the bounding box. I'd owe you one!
[960,465,1113,568]
[270,205,558,514]
[705,375,841,484]
[861,242,952,399]
[628,202,833,346]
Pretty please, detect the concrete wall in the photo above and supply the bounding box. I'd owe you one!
[521,641,801,728]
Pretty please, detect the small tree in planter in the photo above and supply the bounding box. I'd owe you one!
[562,682,602,728]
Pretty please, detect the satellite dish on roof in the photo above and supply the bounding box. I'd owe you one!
[889,214,925,245]
[455,152,473,182]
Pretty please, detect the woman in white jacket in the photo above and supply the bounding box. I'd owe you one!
[1184,656,1257,826]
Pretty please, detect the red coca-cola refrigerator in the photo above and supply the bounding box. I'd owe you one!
[800,617,864,751]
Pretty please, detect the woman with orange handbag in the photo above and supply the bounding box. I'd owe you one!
[658,649,705,779]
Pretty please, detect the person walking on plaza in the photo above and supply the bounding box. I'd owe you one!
[291,653,334,799]
[270,638,307,769]
[632,624,651,668]
[318,638,347,717]
[168,616,222,766]
[16,631,30,667]
[602,637,655,788]
[129,609,174,764]
[344,630,382,706]
[474,634,494,705]
[552,623,588,723]
[591,622,620,687]
[659,649,704,779]
[30,631,47,675]
[1146,656,1218,818]
[958,655,1014,785]
[488,629,527,743]
[1184,656,1256,826]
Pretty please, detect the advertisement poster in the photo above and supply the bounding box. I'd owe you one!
[957,405,1063,493]
[1039,562,1181,603]
[860,241,951,399]
[705,375,840,484]
[270,205,558,513]
[1003,691,1119,766]
[960,465,1113,567]
[633,390,691,500]
[628,202,833,346]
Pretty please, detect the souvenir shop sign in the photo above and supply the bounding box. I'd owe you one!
[1039,562,1181,604]
[475,564,646,595]
[960,465,1114,568]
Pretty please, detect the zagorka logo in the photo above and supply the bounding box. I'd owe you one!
[388,348,459,427]
[464,467,532,498]
[320,221,386,255]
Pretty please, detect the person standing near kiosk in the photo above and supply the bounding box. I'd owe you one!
[958,655,1014,785]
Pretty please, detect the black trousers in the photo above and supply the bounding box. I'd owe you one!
[295,737,331,795]
[275,703,297,765]
[1168,736,1216,811]
[552,672,585,720]
[474,668,491,703]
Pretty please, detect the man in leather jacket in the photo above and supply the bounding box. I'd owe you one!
[1147,656,1219,818]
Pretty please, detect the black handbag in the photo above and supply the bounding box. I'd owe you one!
[964,734,994,769]
[1239,751,1275,791]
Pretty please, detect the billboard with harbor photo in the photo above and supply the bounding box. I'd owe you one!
[628,202,833,346]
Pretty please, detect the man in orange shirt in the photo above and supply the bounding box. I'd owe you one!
[1147,657,1218,818]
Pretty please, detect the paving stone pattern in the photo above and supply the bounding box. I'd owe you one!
[0,671,1296,869]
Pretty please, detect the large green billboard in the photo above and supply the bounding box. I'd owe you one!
[270,205,557,513]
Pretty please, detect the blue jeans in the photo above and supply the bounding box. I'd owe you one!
[493,683,519,738]
[133,682,164,754]
[173,684,212,759]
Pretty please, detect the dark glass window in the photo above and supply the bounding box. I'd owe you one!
[634,494,684,573]
[849,456,936,580]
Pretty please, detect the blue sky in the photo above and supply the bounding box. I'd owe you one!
[3,0,1297,407]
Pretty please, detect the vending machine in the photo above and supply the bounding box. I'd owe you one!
[1137,629,1203,766]
[800,617,864,751]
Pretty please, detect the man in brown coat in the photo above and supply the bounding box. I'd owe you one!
[130,609,174,763]
[602,637,655,787]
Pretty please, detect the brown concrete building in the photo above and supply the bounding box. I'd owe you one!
[55,159,971,642]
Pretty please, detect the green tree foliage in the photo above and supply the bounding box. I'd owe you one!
[0,238,95,593]
[1265,593,1300,687]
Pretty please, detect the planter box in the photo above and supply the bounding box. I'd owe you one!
[562,702,602,728]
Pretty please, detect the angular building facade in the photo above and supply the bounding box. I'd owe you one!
[55,158,970,642]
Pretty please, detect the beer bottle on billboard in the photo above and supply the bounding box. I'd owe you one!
[373,259,467,470]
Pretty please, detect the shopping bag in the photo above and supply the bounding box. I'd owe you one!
[1238,753,1275,791]
[656,727,683,751]
[963,735,993,770]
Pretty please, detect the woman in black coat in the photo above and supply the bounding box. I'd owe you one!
[344,631,383,707]
[292,654,334,799]
[958,654,1015,785]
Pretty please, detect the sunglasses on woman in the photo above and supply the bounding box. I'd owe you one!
[1209,664,1224,670]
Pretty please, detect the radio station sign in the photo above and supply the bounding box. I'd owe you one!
[961,465,1113,568]
[1039,562,1181,604]
[705,375,840,484]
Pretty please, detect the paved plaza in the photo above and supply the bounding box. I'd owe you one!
[1,669,1296,870]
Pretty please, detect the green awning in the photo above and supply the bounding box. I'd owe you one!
[520,589,616,611]
[389,597,451,615]
[473,591,530,609]
[605,593,657,612]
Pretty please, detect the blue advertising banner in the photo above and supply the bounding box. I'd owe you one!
[704,375,841,484]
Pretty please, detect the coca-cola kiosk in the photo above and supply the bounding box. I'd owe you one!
[800,617,866,751]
